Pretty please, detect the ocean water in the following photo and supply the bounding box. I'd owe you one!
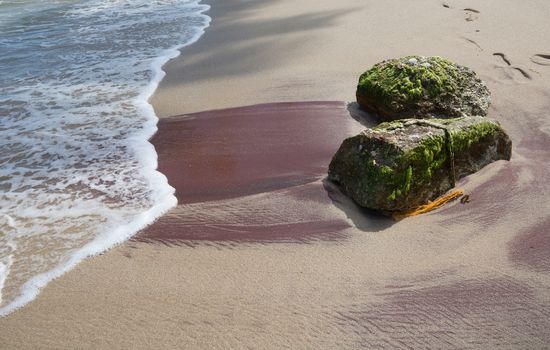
[0,0,210,315]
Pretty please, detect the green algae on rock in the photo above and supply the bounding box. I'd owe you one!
[356,56,491,120]
[328,116,511,213]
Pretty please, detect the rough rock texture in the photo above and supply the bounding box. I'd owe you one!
[356,56,491,121]
[328,116,511,213]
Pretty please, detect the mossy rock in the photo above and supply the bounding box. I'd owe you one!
[356,56,491,120]
[328,116,511,213]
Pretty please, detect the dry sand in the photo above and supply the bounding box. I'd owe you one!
[2,0,550,348]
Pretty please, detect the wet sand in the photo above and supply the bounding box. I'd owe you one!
[137,101,363,245]
[150,102,360,204]
[2,0,550,348]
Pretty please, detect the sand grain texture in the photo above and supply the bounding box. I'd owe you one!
[2,0,550,348]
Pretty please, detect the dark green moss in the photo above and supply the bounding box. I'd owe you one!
[353,146,400,204]
[380,118,502,203]
[328,116,510,212]
[357,56,462,111]
[387,133,447,202]
[448,119,500,153]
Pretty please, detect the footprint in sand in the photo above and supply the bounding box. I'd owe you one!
[530,54,550,66]
[463,37,483,51]
[464,8,480,22]
[493,52,532,81]
[513,67,532,79]
[441,4,480,23]
[493,52,511,66]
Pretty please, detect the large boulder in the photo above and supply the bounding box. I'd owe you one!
[328,116,511,213]
[356,56,491,121]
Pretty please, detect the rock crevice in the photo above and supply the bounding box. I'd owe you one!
[330,56,511,214]
[328,116,511,213]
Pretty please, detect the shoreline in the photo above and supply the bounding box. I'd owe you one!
[2,0,550,348]
[137,101,365,246]
[0,0,210,317]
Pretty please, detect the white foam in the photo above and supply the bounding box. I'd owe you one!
[0,0,211,316]
[0,198,176,316]
[0,254,14,305]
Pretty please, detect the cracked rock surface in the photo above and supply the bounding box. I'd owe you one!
[328,116,511,213]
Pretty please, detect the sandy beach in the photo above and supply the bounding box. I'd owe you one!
[2,0,550,348]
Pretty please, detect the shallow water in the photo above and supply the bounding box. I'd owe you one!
[0,0,210,315]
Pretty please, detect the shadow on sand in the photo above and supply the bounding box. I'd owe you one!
[160,2,360,85]
[346,101,382,128]
[323,179,395,233]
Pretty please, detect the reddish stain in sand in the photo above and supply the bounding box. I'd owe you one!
[136,214,350,246]
[150,101,359,203]
[508,218,550,273]
[136,102,364,245]
[337,277,550,348]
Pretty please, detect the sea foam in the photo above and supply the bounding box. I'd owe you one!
[0,0,210,316]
